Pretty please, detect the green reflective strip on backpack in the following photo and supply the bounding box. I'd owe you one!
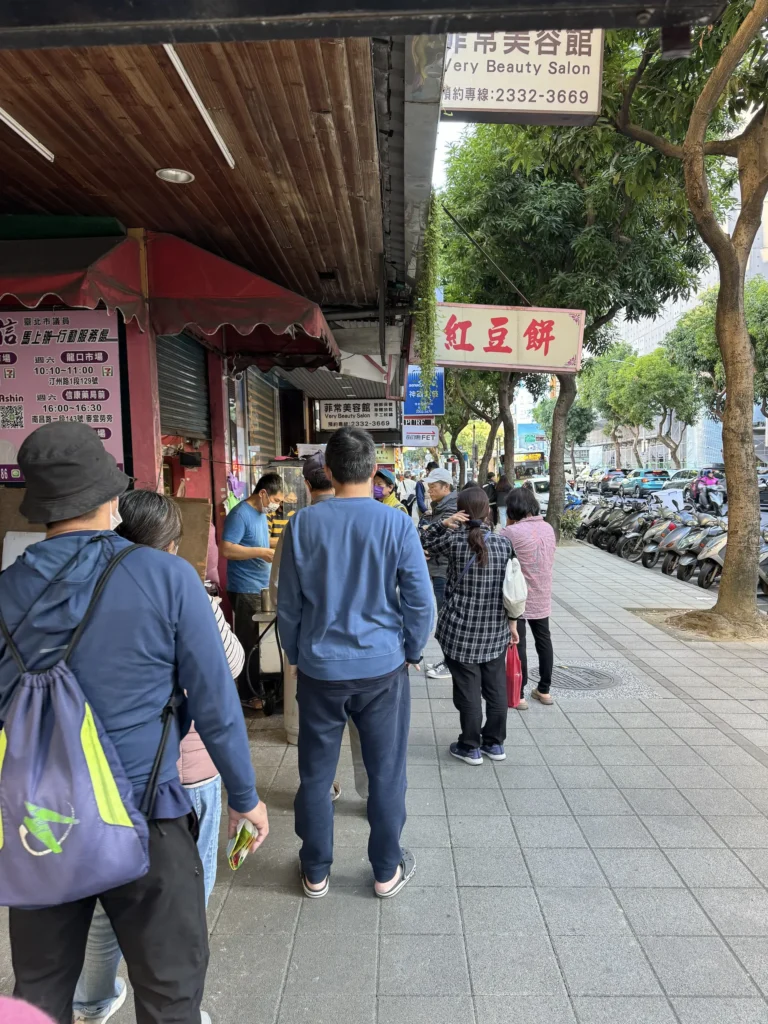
[0,729,6,849]
[80,704,133,828]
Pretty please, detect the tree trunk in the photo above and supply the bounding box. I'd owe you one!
[712,278,761,622]
[627,426,642,467]
[498,371,519,480]
[611,426,623,469]
[478,416,502,485]
[570,439,577,482]
[545,374,577,541]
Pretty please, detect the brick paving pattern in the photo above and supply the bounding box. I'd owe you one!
[3,544,768,1024]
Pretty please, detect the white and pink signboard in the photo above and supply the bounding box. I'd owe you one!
[0,309,124,481]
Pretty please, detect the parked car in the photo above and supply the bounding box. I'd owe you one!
[663,468,698,491]
[576,466,594,490]
[584,468,607,493]
[620,468,669,496]
[596,469,626,495]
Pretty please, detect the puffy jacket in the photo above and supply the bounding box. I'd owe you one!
[417,490,458,579]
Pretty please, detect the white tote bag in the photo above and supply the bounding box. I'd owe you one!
[503,556,528,618]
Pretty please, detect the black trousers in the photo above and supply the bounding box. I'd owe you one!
[444,652,507,749]
[10,815,208,1024]
[227,590,262,700]
[295,665,410,884]
[517,617,554,695]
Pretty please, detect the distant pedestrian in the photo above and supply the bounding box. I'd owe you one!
[401,471,417,513]
[278,427,432,898]
[483,471,498,525]
[501,486,556,708]
[421,487,518,766]
[495,474,512,528]
[416,461,438,515]
[374,467,409,513]
[417,467,458,681]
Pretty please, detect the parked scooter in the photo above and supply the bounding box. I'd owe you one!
[586,499,618,546]
[676,516,727,582]
[696,523,729,589]
[759,539,768,598]
[659,511,718,577]
[575,498,606,541]
[615,497,663,562]
[594,500,643,552]
[639,501,692,568]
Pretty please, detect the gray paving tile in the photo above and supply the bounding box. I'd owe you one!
[552,934,661,995]
[645,746,707,766]
[445,789,509,816]
[277,994,376,1024]
[538,745,599,766]
[623,789,698,815]
[297,886,378,934]
[406,789,446,816]
[672,999,768,1024]
[380,885,462,934]
[708,818,768,848]
[612,713,665,728]
[448,815,518,847]
[515,815,586,848]
[564,789,634,815]
[496,766,557,789]
[571,997,676,1024]
[504,789,572,815]
[578,815,656,848]
[438,764,502,789]
[593,747,653,767]
[493,747,545,765]
[576,728,637,747]
[453,846,529,886]
[660,765,735,788]
[733,849,768,887]
[377,997,474,1024]
[407,745,440,765]
[406,765,443,788]
[537,886,630,935]
[402,847,456,886]
[550,765,615,789]
[614,888,715,936]
[530,728,585,747]
[626,728,685,747]
[525,847,607,887]
[640,936,757,996]
[693,888,768,936]
[466,933,565,995]
[378,934,470,995]
[728,938,768,996]
[665,848,761,888]
[459,886,546,935]
[285,933,377,994]
[473,995,577,1024]
[401,816,450,848]
[594,849,684,888]
[694,747,763,766]
[682,789,761,817]
[606,765,674,788]
[642,815,725,848]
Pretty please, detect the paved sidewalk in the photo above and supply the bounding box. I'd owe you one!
[4,543,768,1024]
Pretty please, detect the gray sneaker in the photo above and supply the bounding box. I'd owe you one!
[426,661,451,679]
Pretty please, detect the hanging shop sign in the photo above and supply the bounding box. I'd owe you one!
[404,416,436,427]
[319,399,398,431]
[441,29,604,126]
[404,365,445,417]
[0,309,124,481]
[424,302,585,374]
[403,423,440,447]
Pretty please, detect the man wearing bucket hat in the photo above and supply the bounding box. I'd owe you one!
[0,422,266,1024]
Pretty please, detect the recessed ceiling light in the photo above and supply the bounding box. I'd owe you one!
[156,167,195,184]
[0,104,54,162]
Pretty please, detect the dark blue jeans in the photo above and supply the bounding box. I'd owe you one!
[295,664,410,884]
[432,575,446,613]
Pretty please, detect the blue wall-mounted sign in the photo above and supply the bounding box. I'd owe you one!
[404,365,445,417]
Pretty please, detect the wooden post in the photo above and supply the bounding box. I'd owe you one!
[124,317,162,492]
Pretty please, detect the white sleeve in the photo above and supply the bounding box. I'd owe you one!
[209,594,245,679]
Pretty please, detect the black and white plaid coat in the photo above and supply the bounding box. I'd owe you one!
[421,522,514,664]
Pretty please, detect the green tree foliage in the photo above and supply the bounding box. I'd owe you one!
[664,276,768,421]
[532,397,597,479]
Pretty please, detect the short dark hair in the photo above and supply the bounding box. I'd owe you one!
[117,489,183,550]
[426,461,439,471]
[305,464,333,492]
[325,427,376,484]
[254,472,283,497]
[506,485,540,522]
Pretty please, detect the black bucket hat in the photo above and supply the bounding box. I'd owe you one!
[18,421,130,524]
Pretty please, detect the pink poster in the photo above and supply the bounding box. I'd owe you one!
[0,309,124,481]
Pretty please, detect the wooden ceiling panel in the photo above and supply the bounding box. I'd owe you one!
[0,38,383,307]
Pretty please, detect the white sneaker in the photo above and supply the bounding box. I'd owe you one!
[201,1013,212,1024]
[426,661,451,680]
[73,979,127,1024]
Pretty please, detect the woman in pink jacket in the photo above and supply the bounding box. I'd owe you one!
[500,486,556,708]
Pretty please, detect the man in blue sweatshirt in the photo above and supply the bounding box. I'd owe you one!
[277,427,432,899]
[0,422,267,1024]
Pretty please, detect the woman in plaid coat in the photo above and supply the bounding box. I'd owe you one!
[421,486,519,766]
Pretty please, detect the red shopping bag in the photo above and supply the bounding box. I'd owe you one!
[506,644,522,708]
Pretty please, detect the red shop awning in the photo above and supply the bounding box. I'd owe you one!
[146,232,340,370]
[0,235,147,330]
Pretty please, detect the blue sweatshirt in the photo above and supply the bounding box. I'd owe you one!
[0,531,259,815]
[277,497,433,681]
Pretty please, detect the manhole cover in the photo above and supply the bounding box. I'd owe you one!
[532,665,619,692]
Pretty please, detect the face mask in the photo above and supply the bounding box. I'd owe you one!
[267,501,281,513]
[110,503,122,531]
[373,486,384,500]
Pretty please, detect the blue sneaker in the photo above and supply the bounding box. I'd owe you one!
[450,742,483,766]
[480,743,506,761]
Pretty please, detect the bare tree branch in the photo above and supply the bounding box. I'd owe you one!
[455,375,493,424]
[584,303,623,341]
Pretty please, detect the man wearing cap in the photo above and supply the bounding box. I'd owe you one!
[373,467,408,514]
[0,422,267,1024]
[417,467,458,681]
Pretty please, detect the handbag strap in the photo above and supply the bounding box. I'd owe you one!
[444,552,476,607]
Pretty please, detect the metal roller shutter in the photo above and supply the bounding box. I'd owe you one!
[247,367,278,473]
[157,334,210,439]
